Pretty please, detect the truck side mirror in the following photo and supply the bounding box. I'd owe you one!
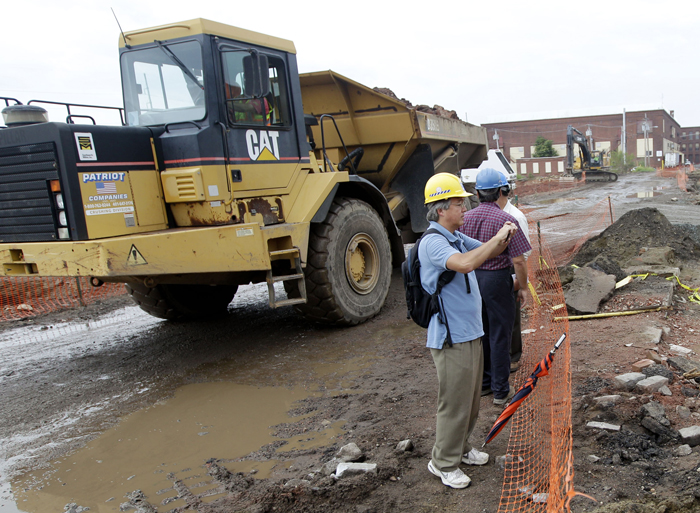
[242,52,270,98]
[258,54,270,97]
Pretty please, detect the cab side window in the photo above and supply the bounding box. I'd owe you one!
[222,51,289,127]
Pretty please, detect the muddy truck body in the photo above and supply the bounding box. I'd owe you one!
[0,18,487,324]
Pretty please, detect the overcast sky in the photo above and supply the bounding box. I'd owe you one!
[3,0,699,128]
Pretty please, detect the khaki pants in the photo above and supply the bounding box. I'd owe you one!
[430,338,484,472]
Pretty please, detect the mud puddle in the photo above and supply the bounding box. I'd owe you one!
[10,382,342,512]
[1,279,379,513]
[536,197,588,204]
[626,191,663,198]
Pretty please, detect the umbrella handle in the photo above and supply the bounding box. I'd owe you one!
[550,334,566,354]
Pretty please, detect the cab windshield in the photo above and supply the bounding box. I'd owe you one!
[121,40,205,126]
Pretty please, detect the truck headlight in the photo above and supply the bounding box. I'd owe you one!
[55,193,64,209]
[58,228,70,239]
[58,210,68,227]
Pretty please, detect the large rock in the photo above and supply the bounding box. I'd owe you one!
[565,267,616,314]
[336,443,363,462]
[678,426,700,446]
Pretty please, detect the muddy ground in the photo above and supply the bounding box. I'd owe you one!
[2,173,700,513]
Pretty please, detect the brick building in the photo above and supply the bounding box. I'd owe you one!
[482,109,686,176]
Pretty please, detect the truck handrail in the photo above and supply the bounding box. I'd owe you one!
[27,99,126,126]
[1,97,21,107]
[319,114,357,175]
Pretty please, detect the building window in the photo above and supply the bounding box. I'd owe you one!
[520,163,527,175]
[682,132,686,139]
[533,162,540,174]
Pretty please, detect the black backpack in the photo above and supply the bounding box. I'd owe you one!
[401,229,470,347]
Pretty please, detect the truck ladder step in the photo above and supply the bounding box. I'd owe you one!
[266,251,307,309]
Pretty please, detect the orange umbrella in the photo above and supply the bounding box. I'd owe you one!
[483,334,566,446]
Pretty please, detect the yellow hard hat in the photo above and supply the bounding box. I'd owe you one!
[424,172,472,204]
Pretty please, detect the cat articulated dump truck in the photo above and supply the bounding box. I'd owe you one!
[0,18,487,324]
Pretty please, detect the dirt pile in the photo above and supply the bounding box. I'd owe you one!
[570,207,700,267]
[372,87,460,120]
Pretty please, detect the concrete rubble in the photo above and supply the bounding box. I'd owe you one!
[564,267,616,314]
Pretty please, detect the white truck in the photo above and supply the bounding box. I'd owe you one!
[461,149,516,188]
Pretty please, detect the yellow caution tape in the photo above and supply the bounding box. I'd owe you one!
[552,303,566,311]
[664,276,700,303]
[528,281,541,305]
[570,264,579,269]
[665,275,700,292]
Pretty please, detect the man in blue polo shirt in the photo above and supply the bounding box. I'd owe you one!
[459,168,532,406]
[420,172,516,489]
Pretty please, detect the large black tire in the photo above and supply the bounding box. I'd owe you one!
[285,197,392,325]
[125,283,237,320]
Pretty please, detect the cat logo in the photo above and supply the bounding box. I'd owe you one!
[246,129,280,161]
[74,132,97,161]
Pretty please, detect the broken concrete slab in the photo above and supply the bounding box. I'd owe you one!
[565,267,616,314]
[636,375,669,392]
[668,356,700,374]
[678,426,700,446]
[586,421,621,431]
[660,386,672,396]
[593,395,621,407]
[641,401,670,426]
[669,344,694,356]
[335,462,377,478]
[614,372,647,390]
[622,266,680,278]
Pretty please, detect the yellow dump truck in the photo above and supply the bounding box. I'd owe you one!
[0,18,487,324]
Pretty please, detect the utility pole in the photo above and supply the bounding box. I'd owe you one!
[622,109,626,164]
[493,129,500,150]
[642,115,651,168]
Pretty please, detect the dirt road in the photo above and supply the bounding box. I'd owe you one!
[1,172,700,513]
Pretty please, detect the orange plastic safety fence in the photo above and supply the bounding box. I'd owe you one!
[0,277,126,321]
[525,197,615,266]
[497,222,573,512]
[656,166,690,192]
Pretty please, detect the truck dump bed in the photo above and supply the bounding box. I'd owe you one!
[299,71,488,234]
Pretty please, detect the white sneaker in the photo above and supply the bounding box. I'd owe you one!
[462,448,489,466]
[428,460,471,488]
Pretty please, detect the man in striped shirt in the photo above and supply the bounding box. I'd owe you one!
[458,168,531,406]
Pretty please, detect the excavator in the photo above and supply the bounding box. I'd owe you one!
[565,125,617,182]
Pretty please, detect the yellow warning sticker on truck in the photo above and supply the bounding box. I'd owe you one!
[74,132,97,161]
[126,245,148,266]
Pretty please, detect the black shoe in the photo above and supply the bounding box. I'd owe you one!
[481,387,493,397]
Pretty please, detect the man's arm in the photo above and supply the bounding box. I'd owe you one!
[445,222,516,274]
[512,254,528,303]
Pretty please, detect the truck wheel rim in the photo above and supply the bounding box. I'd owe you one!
[345,233,379,294]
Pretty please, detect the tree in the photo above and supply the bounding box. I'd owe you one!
[533,136,558,158]
[609,150,638,174]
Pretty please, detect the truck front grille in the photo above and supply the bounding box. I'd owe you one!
[0,142,60,242]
